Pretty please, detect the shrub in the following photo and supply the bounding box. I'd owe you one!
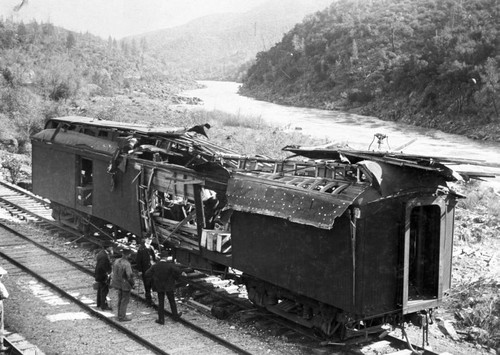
[49,82,71,101]
[447,277,500,349]
[1,154,22,184]
[347,89,374,104]
[456,181,500,218]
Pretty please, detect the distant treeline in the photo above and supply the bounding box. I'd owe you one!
[240,0,500,137]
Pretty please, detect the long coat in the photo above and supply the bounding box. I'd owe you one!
[145,260,181,292]
[94,249,112,282]
[110,257,135,291]
[135,245,156,273]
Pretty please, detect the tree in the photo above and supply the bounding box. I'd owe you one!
[477,57,500,120]
[17,22,27,42]
[66,32,76,49]
[140,37,148,53]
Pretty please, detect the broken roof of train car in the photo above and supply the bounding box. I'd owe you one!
[282,146,498,181]
[46,116,189,136]
[226,173,369,229]
[32,129,119,154]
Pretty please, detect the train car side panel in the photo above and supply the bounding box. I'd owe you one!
[231,211,356,313]
[91,159,142,236]
[32,141,76,208]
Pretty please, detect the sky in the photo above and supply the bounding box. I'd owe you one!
[0,0,268,39]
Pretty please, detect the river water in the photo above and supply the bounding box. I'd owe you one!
[182,80,500,185]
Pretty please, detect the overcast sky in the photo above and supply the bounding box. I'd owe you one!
[0,0,268,39]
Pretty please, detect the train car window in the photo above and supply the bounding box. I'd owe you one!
[80,158,93,186]
[98,130,109,138]
[46,120,58,129]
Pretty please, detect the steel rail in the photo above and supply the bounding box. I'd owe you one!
[0,221,253,355]
[0,196,80,237]
[0,180,50,207]
[0,225,170,355]
[0,182,437,354]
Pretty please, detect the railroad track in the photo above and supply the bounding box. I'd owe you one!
[0,221,260,355]
[0,180,440,355]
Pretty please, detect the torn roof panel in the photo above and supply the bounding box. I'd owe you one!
[47,116,188,136]
[282,146,499,181]
[226,173,369,229]
[32,129,118,154]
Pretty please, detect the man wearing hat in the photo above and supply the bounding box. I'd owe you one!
[94,241,114,311]
[135,235,157,306]
[145,250,184,324]
[110,248,135,322]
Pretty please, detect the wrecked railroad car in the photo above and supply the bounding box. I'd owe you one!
[30,115,489,337]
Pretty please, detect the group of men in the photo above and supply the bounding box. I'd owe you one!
[94,235,183,324]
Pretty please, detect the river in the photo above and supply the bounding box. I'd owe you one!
[182,80,500,186]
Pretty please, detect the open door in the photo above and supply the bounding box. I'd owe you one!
[402,199,445,313]
[76,157,93,208]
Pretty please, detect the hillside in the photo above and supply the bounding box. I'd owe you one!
[0,18,195,155]
[240,0,500,141]
[129,0,331,81]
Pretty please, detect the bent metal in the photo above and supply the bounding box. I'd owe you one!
[30,116,494,338]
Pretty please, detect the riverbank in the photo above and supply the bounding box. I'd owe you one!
[238,87,500,143]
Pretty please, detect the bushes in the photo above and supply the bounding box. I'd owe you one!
[49,82,71,101]
[456,181,500,219]
[1,154,23,184]
[447,277,500,349]
[0,87,45,152]
[347,89,374,104]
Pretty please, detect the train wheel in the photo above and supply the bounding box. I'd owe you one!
[246,281,277,307]
[51,203,61,221]
[75,215,90,235]
[319,318,341,337]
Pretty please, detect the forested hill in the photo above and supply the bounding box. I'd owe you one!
[130,0,332,81]
[0,19,191,151]
[240,0,500,140]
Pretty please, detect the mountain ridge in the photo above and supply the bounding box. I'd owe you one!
[127,0,332,80]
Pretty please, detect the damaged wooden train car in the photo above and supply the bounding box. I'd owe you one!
[30,116,490,337]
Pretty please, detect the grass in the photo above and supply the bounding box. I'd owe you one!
[449,180,500,349]
[456,180,500,219]
[447,278,500,349]
[162,108,326,158]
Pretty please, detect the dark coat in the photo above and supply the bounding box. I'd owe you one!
[94,249,112,282]
[145,260,181,292]
[135,245,156,273]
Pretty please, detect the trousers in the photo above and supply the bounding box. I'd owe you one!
[157,291,178,323]
[116,289,131,319]
[141,274,153,304]
[96,281,109,308]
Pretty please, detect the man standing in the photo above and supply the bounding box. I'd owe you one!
[135,235,156,306]
[94,241,113,310]
[145,251,184,325]
[110,248,135,322]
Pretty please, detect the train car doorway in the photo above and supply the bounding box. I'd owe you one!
[402,200,444,313]
[76,157,93,207]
